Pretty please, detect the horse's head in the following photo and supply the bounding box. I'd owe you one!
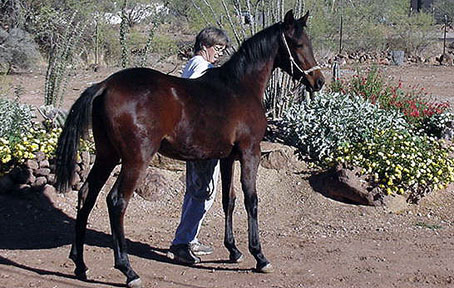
[278,10,325,92]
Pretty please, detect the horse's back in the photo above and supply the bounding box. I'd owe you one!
[93,67,266,161]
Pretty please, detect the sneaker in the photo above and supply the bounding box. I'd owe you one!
[167,244,201,265]
[190,241,214,256]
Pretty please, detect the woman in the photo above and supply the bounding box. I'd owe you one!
[168,27,230,265]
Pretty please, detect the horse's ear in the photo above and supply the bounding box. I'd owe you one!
[283,10,296,35]
[299,11,310,27]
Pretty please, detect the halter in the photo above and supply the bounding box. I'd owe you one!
[281,33,320,77]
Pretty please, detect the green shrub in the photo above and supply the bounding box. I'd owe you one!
[387,11,435,55]
[0,97,35,142]
[150,34,178,55]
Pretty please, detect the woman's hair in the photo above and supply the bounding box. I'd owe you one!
[193,27,230,53]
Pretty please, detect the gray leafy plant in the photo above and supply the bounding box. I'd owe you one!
[280,92,410,160]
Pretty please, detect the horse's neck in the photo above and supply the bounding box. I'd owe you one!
[240,61,276,96]
[221,32,280,98]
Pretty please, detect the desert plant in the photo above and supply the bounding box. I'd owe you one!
[44,12,86,107]
[120,0,130,68]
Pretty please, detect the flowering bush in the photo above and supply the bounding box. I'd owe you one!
[330,68,450,129]
[0,125,94,175]
[281,89,454,198]
[331,129,454,199]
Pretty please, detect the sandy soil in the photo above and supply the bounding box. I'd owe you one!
[1,63,454,288]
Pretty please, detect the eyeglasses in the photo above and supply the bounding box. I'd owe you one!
[213,45,225,54]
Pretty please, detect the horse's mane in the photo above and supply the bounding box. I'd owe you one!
[220,22,282,82]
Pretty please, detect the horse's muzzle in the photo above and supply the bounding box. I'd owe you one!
[305,72,325,92]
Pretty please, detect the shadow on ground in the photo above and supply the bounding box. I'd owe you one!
[0,191,250,284]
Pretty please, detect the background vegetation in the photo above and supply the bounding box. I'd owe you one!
[0,0,452,73]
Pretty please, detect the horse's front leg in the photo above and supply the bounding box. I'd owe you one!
[220,156,243,263]
[239,144,273,273]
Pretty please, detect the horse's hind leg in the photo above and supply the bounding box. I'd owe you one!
[69,132,119,279]
[106,148,156,288]
[220,156,243,263]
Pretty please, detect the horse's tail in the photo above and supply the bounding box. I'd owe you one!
[55,83,105,192]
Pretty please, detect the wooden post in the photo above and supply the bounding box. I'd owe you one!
[95,19,99,66]
[443,14,447,55]
[338,0,343,55]
[332,61,340,82]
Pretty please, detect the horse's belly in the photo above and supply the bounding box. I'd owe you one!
[158,139,234,161]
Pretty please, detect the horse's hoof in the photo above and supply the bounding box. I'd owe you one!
[74,267,89,280]
[257,263,274,273]
[127,277,143,288]
[230,253,244,263]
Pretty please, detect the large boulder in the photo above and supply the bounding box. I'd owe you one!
[309,166,379,206]
[260,141,297,170]
[135,167,184,202]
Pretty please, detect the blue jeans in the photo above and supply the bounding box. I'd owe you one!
[172,159,220,245]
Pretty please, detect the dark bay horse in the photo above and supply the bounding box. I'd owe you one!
[56,10,324,288]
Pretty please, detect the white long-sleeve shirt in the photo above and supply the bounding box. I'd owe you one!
[181,55,213,79]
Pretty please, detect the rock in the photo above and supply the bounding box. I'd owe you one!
[10,167,35,184]
[359,55,367,63]
[448,41,454,49]
[70,173,81,187]
[309,166,378,206]
[35,168,51,177]
[39,159,50,168]
[391,50,405,66]
[0,174,14,194]
[437,53,453,66]
[81,151,91,166]
[426,56,438,65]
[150,153,185,171]
[12,183,32,194]
[47,174,56,185]
[441,121,454,140]
[25,159,39,170]
[381,194,408,213]
[76,154,82,164]
[260,142,296,170]
[135,168,168,201]
[32,176,47,188]
[35,151,46,162]
[42,184,57,205]
[378,58,390,65]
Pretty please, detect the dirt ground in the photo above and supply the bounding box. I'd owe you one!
[1,63,454,288]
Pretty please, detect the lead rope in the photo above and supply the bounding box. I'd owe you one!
[281,33,320,77]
